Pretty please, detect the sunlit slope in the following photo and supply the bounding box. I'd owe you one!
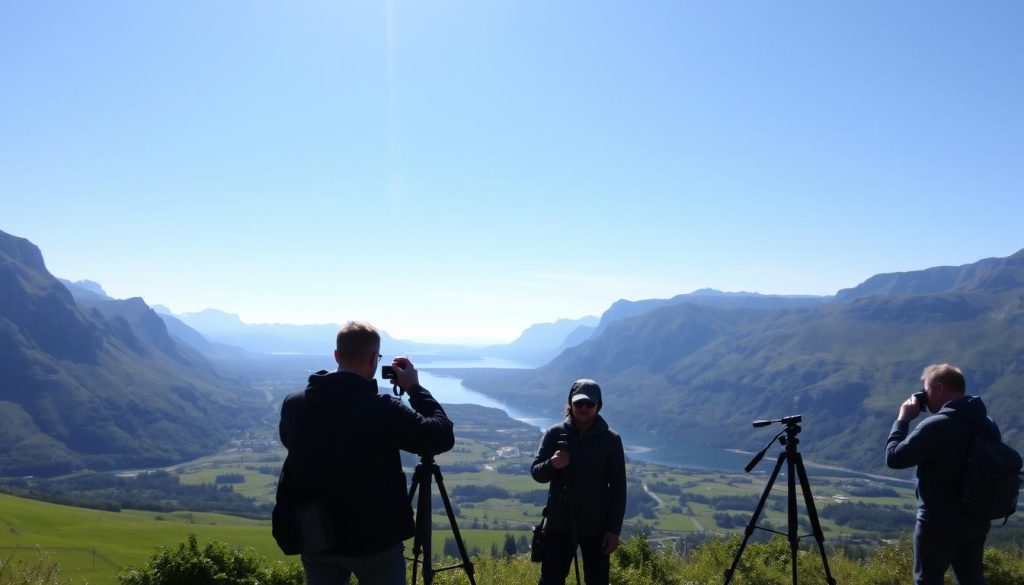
[0,230,264,476]
[464,249,1024,474]
[0,492,284,585]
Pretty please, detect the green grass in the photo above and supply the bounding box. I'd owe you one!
[0,493,285,585]
[0,417,928,584]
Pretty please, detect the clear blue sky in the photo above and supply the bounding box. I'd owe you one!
[2,1,1022,344]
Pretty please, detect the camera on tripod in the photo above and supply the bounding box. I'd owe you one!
[724,413,837,585]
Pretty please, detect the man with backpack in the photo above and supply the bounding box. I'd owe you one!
[885,363,1009,585]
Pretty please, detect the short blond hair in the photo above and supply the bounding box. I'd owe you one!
[336,321,380,362]
[921,363,966,394]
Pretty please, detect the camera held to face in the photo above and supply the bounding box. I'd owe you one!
[913,390,928,410]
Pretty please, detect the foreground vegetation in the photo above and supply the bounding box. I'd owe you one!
[6,401,1024,584]
[6,532,1024,585]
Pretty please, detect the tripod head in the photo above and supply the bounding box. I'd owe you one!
[752,414,802,427]
[744,414,804,473]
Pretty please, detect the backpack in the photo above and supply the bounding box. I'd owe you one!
[959,420,1023,523]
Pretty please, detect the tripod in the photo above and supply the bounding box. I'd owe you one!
[558,440,583,585]
[407,455,477,585]
[723,415,836,585]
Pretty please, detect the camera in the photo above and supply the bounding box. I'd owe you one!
[913,390,928,410]
[556,439,569,453]
[381,365,396,380]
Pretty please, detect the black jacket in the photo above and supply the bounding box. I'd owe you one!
[886,394,997,523]
[531,414,627,537]
[274,370,454,555]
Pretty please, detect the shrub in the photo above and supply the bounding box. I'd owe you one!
[118,533,302,585]
[612,533,683,585]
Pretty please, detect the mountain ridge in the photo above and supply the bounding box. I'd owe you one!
[0,230,264,476]
[460,250,1024,475]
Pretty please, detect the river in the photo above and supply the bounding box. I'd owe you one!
[417,358,754,474]
[416,358,910,483]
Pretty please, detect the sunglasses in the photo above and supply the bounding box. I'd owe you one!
[573,400,596,409]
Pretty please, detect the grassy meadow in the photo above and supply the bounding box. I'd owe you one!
[13,402,1021,584]
[0,422,930,585]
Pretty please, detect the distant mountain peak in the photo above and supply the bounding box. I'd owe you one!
[71,279,107,296]
[0,230,48,273]
[689,288,760,297]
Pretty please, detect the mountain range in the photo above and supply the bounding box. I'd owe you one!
[4,225,1023,479]
[460,250,1024,475]
[0,230,264,476]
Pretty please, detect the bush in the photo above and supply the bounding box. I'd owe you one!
[612,534,682,585]
[118,533,302,585]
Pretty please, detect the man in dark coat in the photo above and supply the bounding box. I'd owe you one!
[886,363,995,585]
[273,321,455,585]
[531,379,627,585]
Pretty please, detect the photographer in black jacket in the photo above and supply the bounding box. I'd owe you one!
[531,379,627,585]
[886,363,994,585]
[273,321,454,585]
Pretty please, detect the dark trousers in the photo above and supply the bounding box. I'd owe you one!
[913,517,989,585]
[538,529,609,585]
[301,543,406,585]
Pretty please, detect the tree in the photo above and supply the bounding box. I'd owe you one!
[503,533,518,558]
[443,537,460,559]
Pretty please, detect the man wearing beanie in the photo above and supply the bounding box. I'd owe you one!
[531,379,627,585]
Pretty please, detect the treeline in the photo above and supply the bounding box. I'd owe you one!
[818,502,913,535]
[448,485,546,507]
[0,470,270,518]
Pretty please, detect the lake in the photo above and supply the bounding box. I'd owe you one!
[417,360,755,473]
[417,359,907,482]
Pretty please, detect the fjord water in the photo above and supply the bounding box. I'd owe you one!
[417,359,753,473]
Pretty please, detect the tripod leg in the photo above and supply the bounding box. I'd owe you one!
[408,465,429,585]
[724,452,787,585]
[418,467,434,585]
[787,452,799,585]
[432,466,477,585]
[561,485,582,585]
[793,453,837,585]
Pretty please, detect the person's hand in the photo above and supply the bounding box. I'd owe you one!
[898,395,921,422]
[602,532,619,554]
[550,449,571,470]
[392,356,419,392]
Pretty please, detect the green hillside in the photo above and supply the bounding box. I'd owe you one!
[461,250,1024,475]
[0,230,265,476]
[0,492,285,585]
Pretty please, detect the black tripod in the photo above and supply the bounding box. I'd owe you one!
[723,415,837,585]
[557,440,583,585]
[407,455,477,585]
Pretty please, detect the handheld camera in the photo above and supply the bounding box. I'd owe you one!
[913,390,928,411]
[381,365,403,397]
